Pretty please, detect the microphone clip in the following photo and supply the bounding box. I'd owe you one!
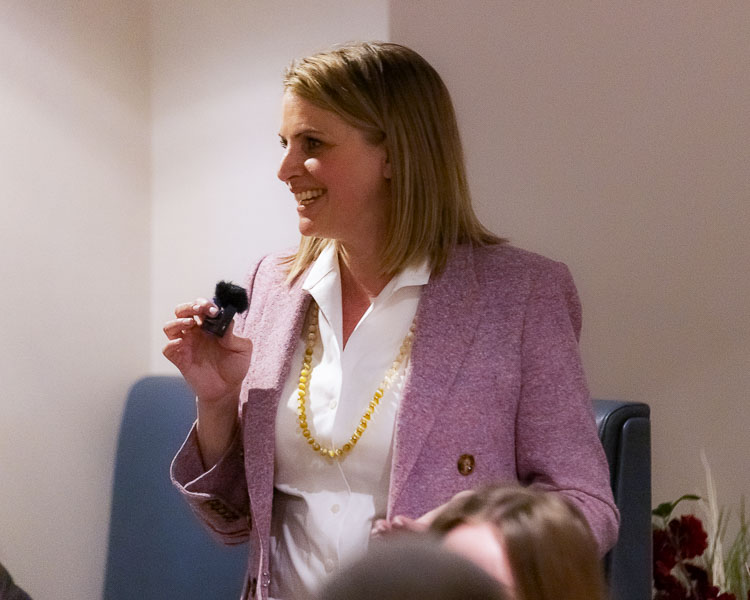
[202,280,249,337]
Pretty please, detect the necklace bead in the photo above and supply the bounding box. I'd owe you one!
[296,301,416,460]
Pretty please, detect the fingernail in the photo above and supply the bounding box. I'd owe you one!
[209,306,219,316]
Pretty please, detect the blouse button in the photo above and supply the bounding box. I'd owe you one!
[328,399,338,410]
[331,504,340,514]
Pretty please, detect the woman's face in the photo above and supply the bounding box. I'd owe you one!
[441,522,515,590]
[277,91,391,250]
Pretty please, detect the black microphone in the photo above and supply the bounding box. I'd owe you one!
[201,280,249,337]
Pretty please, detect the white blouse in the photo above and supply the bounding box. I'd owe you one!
[270,244,430,600]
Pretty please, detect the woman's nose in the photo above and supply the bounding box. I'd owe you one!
[277,147,303,183]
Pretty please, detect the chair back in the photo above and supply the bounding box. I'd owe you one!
[103,376,247,599]
[593,399,652,600]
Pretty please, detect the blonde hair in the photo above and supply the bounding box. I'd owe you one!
[430,485,609,600]
[281,41,503,281]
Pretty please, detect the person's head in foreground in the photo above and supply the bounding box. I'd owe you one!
[318,538,510,600]
[430,484,609,600]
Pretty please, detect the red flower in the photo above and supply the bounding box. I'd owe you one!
[652,510,738,600]
[669,515,708,559]
[654,573,689,600]
[654,527,679,574]
[682,564,736,600]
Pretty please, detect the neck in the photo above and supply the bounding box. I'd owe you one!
[337,243,391,348]
[337,242,390,299]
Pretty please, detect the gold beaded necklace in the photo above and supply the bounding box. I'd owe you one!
[296,301,416,460]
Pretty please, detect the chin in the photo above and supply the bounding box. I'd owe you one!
[298,219,337,241]
[297,218,317,237]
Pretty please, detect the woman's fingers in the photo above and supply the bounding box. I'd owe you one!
[370,515,428,539]
[165,301,251,350]
[174,298,219,319]
[163,317,197,340]
[174,301,199,318]
[172,298,221,329]
[192,300,219,327]
[370,519,393,538]
[391,515,429,533]
[162,337,185,365]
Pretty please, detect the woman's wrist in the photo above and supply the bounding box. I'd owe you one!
[195,396,240,469]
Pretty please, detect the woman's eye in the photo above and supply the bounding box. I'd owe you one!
[279,137,288,149]
[305,137,323,151]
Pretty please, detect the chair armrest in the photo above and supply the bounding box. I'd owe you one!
[593,399,652,600]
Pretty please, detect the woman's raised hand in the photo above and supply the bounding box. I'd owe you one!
[370,490,476,539]
[162,298,253,406]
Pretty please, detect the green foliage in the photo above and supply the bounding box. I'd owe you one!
[722,497,749,600]
[652,494,702,521]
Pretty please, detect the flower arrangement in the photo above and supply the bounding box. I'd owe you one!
[652,456,750,600]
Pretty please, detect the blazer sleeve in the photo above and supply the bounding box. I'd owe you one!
[168,256,268,545]
[515,260,620,554]
[170,424,250,544]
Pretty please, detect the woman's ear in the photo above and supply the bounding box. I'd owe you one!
[382,151,392,179]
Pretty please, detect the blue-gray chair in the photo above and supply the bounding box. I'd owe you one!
[594,399,652,600]
[103,376,247,599]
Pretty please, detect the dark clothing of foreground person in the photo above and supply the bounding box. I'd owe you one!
[0,563,32,600]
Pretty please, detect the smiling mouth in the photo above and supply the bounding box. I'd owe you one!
[294,189,325,205]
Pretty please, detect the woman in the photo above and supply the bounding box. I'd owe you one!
[430,485,609,600]
[164,41,618,600]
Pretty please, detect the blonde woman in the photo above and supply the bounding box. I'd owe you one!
[430,485,609,600]
[164,42,618,600]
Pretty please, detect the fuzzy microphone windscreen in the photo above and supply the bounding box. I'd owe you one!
[214,281,249,312]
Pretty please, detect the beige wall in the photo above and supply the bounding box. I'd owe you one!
[148,0,390,369]
[0,1,150,598]
[390,2,750,515]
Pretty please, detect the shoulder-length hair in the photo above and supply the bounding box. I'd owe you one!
[430,485,609,600]
[281,41,503,281]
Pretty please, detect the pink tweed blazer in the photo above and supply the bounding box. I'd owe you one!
[171,243,619,599]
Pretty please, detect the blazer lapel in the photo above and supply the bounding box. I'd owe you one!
[388,245,481,514]
[243,278,312,539]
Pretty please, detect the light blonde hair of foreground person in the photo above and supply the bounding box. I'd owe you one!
[318,538,510,600]
[430,485,609,600]
[282,41,502,281]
